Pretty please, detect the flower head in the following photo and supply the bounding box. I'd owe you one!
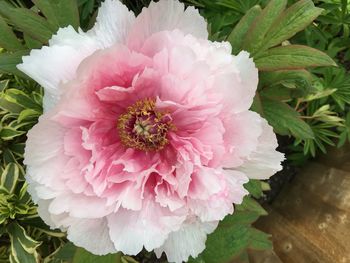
[18,1,284,262]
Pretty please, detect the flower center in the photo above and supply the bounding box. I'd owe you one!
[117,98,174,151]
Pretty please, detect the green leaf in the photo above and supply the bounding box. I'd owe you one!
[0,4,53,43]
[244,180,263,199]
[51,242,76,262]
[254,45,337,71]
[0,126,26,140]
[0,162,19,194]
[242,0,287,55]
[190,194,271,263]
[0,50,28,77]
[72,248,122,263]
[248,229,272,251]
[33,0,80,30]
[190,216,252,263]
[227,5,262,55]
[0,16,24,51]
[237,197,267,216]
[23,33,42,49]
[18,109,41,123]
[3,89,42,112]
[8,223,41,263]
[259,69,312,87]
[261,97,314,139]
[261,0,323,51]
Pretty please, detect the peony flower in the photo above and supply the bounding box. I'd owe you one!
[18,0,284,262]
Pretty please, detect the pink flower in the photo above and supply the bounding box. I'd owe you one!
[18,1,284,262]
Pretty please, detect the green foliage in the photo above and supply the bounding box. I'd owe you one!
[188,196,271,263]
[0,72,65,263]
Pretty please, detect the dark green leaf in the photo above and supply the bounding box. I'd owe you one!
[0,5,53,43]
[227,5,262,55]
[33,0,80,30]
[23,33,42,49]
[248,228,272,251]
[255,45,337,71]
[0,162,19,194]
[72,248,122,263]
[0,126,26,140]
[237,197,267,216]
[242,0,287,55]
[259,69,312,87]
[261,97,314,139]
[262,0,323,50]
[244,180,263,199]
[0,16,24,51]
[8,223,41,263]
[3,89,42,112]
[0,50,28,77]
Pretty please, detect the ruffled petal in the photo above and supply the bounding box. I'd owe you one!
[24,116,67,190]
[88,0,135,48]
[17,27,98,111]
[17,0,135,112]
[67,218,117,255]
[238,117,284,179]
[155,220,218,263]
[107,200,185,255]
[127,0,207,50]
[215,50,258,113]
[223,111,263,167]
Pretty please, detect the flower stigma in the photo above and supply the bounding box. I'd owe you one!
[117,98,174,151]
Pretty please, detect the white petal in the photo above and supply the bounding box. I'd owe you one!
[127,0,208,50]
[155,220,218,263]
[88,0,135,48]
[107,200,185,255]
[238,117,284,179]
[223,111,263,168]
[188,169,248,222]
[229,50,258,113]
[67,218,117,255]
[17,27,98,112]
[24,116,67,189]
[48,194,114,218]
[36,199,69,231]
[17,0,135,112]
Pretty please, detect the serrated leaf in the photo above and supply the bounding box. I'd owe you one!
[33,0,80,30]
[8,223,41,263]
[261,0,323,51]
[242,0,287,55]
[0,162,19,194]
[261,97,314,139]
[254,45,337,71]
[0,50,28,77]
[227,5,262,55]
[0,16,24,51]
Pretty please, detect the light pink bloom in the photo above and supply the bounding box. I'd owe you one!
[18,1,284,262]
